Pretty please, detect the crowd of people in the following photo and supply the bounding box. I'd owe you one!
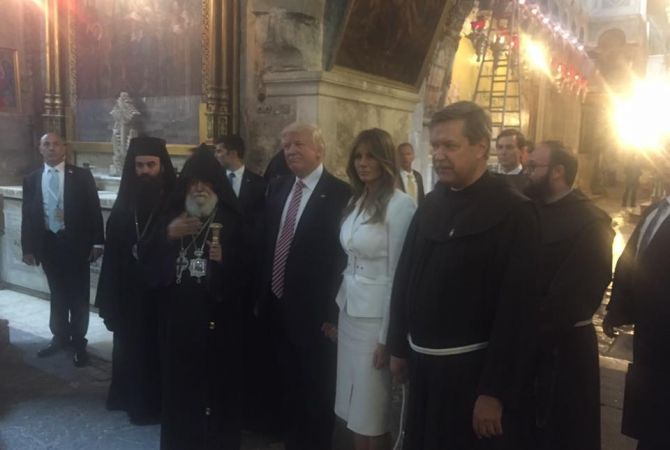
[19,100,669,450]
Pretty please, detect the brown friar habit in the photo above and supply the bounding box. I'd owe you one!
[532,189,613,450]
[160,147,245,450]
[388,171,539,450]
[607,198,670,448]
[95,137,176,423]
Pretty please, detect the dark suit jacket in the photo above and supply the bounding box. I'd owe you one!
[397,169,425,205]
[608,201,670,441]
[236,168,267,308]
[238,168,267,219]
[609,201,670,369]
[262,169,350,346]
[21,164,104,263]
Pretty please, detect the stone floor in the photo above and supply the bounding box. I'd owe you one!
[0,186,645,450]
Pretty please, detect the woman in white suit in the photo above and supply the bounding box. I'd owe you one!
[334,128,416,450]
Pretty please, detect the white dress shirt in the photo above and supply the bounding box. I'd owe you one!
[41,161,65,228]
[399,169,418,197]
[637,196,670,251]
[491,163,523,175]
[277,164,324,238]
[227,165,245,197]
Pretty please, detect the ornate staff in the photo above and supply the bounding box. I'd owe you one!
[209,223,223,245]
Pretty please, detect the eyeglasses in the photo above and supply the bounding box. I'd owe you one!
[524,163,550,173]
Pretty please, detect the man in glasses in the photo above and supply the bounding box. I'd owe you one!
[525,140,614,450]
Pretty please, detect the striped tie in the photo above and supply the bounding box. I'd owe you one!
[271,180,305,298]
[47,168,62,233]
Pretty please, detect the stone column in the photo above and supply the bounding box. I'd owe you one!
[204,0,240,142]
[43,0,65,136]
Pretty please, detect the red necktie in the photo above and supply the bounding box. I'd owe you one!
[271,180,305,298]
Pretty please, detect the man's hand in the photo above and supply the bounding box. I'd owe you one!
[602,313,618,338]
[167,213,202,240]
[372,344,389,369]
[321,322,337,342]
[473,395,503,439]
[390,356,408,384]
[89,247,103,262]
[22,254,37,266]
[207,241,222,263]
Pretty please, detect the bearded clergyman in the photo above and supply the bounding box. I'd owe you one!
[96,137,176,424]
[160,145,245,450]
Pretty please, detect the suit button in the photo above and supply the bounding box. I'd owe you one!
[209,321,215,330]
[205,407,211,416]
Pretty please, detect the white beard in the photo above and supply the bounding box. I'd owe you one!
[185,192,218,219]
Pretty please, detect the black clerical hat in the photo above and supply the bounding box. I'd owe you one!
[127,137,167,157]
[113,136,176,215]
[172,144,240,214]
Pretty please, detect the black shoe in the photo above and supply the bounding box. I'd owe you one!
[37,340,67,358]
[73,348,89,367]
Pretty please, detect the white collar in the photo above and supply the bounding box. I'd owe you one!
[401,169,414,176]
[499,164,523,175]
[295,163,323,191]
[227,165,245,178]
[43,161,66,174]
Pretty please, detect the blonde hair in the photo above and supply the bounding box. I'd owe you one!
[281,122,326,154]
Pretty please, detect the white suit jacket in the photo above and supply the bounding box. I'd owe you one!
[336,189,416,344]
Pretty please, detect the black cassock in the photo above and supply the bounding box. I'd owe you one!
[96,204,173,422]
[160,205,244,450]
[388,172,539,450]
[532,190,613,450]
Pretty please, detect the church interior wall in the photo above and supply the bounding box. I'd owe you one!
[0,0,43,185]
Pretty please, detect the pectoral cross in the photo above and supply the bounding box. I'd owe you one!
[176,252,189,284]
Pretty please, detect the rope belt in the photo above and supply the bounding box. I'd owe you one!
[409,336,489,356]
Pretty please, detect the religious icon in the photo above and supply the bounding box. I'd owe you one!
[189,249,207,282]
[0,48,20,112]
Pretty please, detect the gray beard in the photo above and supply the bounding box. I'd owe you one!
[185,193,218,219]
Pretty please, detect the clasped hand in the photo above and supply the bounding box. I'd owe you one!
[167,212,202,240]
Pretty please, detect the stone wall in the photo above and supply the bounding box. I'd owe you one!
[239,0,466,179]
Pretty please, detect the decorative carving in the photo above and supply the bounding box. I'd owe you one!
[110,92,140,175]
[43,0,66,136]
[201,0,211,103]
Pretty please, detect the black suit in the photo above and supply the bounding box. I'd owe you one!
[230,168,274,432]
[262,168,349,450]
[607,200,670,449]
[21,164,104,348]
[237,168,267,217]
[397,169,425,205]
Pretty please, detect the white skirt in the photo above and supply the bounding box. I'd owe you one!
[334,309,391,436]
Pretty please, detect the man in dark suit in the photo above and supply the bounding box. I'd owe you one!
[396,142,425,205]
[215,134,267,217]
[490,129,529,193]
[21,133,104,367]
[215,134,274,433]
[261,123,350,450]
[603,155,670,450]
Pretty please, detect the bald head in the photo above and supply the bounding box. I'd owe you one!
[39,133,66,166]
